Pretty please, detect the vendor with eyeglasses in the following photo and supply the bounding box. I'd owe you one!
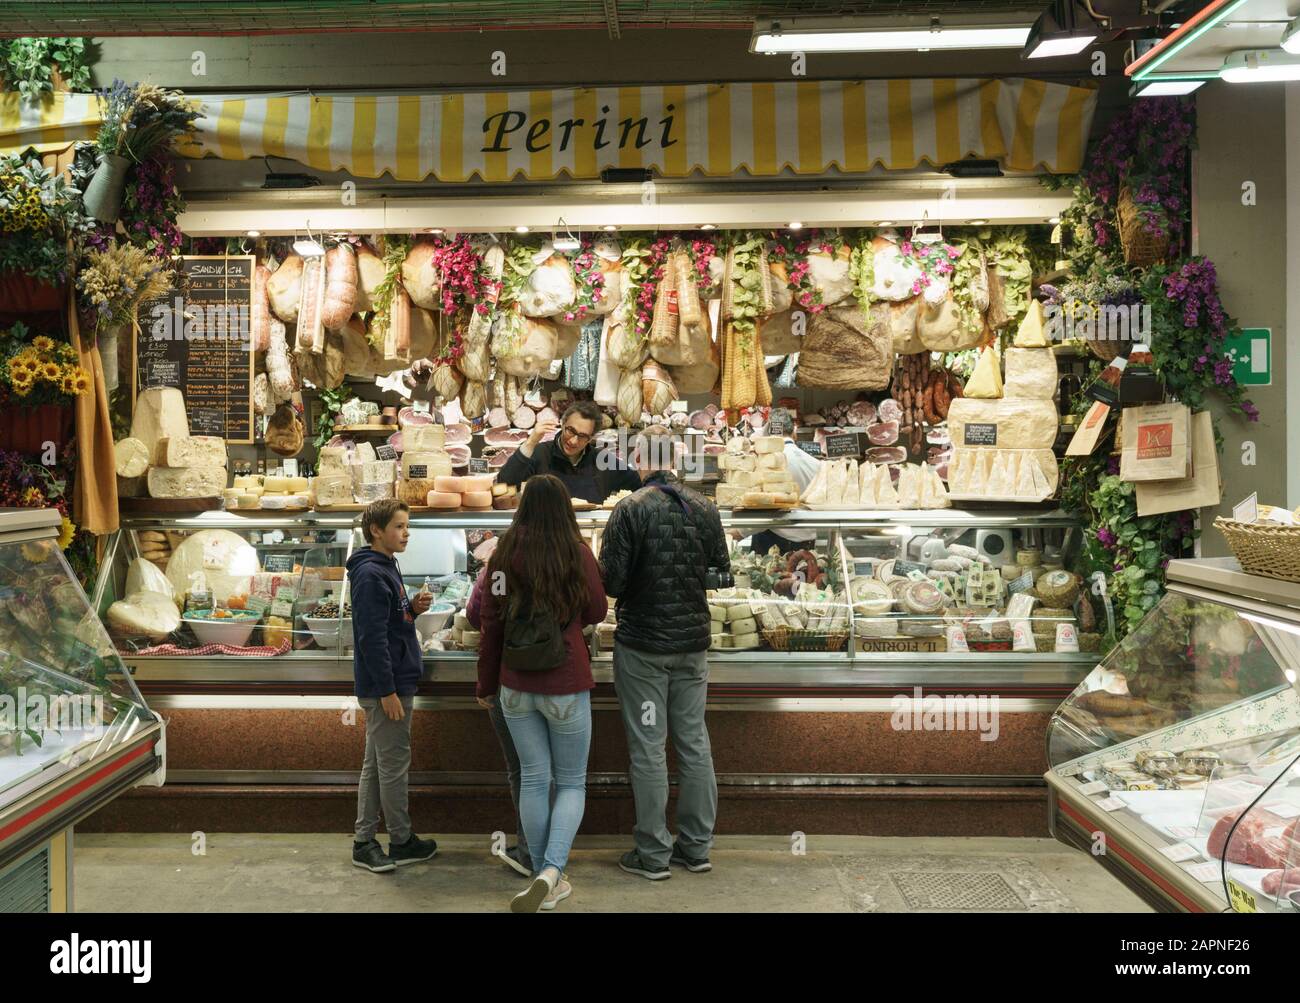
[497,401,642,504]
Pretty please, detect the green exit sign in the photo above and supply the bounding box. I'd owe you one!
[1222,328,1271,386]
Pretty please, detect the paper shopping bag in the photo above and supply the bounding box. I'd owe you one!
[1135,411,1221,516]
[1120,402,1191,482]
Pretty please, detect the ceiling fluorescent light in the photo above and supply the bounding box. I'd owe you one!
[1023,1,1099,59]
[751,15,1031,54]
[1131,79,1206,97]
[1222,49,1300,83]
[1282,17,1300,55]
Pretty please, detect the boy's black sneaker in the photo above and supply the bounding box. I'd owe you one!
[352,840,395,873]
[389,833,438,866]
[619,849,671,881]
[670,842,713,873]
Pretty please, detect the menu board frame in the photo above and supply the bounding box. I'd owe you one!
[132,254,256,444]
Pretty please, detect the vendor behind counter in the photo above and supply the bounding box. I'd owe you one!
[496,401,641,504]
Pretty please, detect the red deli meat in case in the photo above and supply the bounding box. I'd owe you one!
[1207,810,1298,869]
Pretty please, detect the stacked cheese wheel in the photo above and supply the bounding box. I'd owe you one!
[447,611,481,650]
[137,530,182,571]
[715,435,799,509]
[708,597,764,650]
[426,474,496,511]
[224,473,311,510]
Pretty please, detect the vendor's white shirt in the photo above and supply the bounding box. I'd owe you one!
[773,440,819,542]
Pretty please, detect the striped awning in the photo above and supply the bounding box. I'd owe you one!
[2,78,1097,178]
[183,78,1096,181]
[0,91,102,156]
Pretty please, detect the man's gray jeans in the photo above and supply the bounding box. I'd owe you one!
[613,644,717,868]
[355,695,415,845]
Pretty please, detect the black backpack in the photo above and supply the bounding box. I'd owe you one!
[502,598,567,673]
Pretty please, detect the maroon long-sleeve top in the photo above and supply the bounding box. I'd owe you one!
[468,541,608,699]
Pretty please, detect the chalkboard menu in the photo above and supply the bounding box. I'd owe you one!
[824,432,861,458]
[134,255,255,443]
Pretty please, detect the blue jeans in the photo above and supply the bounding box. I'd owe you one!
[500,685,592,874]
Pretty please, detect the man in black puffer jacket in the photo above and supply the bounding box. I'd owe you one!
[600,432,731,880]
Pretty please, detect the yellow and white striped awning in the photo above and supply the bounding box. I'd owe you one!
[181,79,1096,181]
[1,78,1097,178]
[0,91,102,156]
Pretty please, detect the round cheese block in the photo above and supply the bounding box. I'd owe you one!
[709,603,726,622]
[1036,571,1080,606]
[849,577,894,616]
[434,475,466,494]
[260,495,288,509]
[901,580,945,616]
[427,490,461,509]
[462,490,493,509]
[491,496,519,510]
[462,475,494,493]
[114,437,150,478]
[729,615,758,636]
[874,559,896,582]
[730,630,761,649]
[1016,548,1043,568]
[726,603,754,622]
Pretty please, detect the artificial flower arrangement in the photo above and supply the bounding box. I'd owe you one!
[95,79,200,164]
[0,324,91,406]
[76,242,173,342]
[0,152,88,285]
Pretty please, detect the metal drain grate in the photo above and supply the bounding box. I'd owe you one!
[889,871,1024,911]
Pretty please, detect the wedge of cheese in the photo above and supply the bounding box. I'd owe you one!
[927,466,951,509]
[1014,453,1036,498]
[987,451,1014,497]
[1014,300,1050,348]
[897,464,920,509]
[964,345,1003,399]
[947,398,1058,450]
[1004,348,1058,400]
[801,460,830,508]
[874,464,899,509]
[859,462,878,507]
[1029,455,1053,499]
[156,435,229,469]
[840,459,861,508]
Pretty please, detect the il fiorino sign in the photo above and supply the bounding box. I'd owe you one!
[179,79,1097,183]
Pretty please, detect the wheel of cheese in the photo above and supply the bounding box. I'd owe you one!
[491,495,518,510]
[726,602,753,621]
[730,630,762,649]
[729,615,758,635]
[114,437,150,478]
[461,630,481,645]
[434,475,466,493]
[462,490,492,509]
[849,577,894,616]
[461,475,494,493]
[427,490,462,509]
[708,603,727,622]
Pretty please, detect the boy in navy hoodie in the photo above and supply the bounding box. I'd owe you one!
[347,499,438,873]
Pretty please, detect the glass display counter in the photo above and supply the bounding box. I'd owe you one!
[0,508,164,909]
[1046,557,1300,913]
[97,507,1099,696]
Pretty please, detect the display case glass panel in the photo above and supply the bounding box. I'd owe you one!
[0,526,155,812]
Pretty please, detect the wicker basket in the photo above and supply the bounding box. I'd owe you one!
[1116,184,1171,269]
[761,625,848,653]
[1214,517,1300,583]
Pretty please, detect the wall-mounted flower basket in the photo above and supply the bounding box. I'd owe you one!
[0,404,74,455]
[1116,184,1171,269]
[0,271,65,313]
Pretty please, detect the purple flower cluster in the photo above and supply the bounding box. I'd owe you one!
[1163,258,1227,340]
[1097,527,1117,549]
[119,155,186,259]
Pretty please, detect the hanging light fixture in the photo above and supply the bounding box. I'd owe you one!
[1022,0,1101,59]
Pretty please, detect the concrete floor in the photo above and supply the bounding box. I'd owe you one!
[74,833,1152,913]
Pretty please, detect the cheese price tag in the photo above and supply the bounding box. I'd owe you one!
[893,559,928,578]
[1158,842,1201,863]
[1077,780,1110,796]
[1007,570,1036,596]
[469,458,490,474]
[376,444,398,462]
[1097,796,1126,812]
[263,554,295,574]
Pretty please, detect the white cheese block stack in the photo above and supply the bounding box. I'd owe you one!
[398,424,454,506]
[948,303,1058,502]
[707,596,764,650]
[716,435,799,509]
[147,429,230,500]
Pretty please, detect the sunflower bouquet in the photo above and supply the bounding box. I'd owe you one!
[0,324,91,406]
[0,153,88,284]
[76,242,173,340]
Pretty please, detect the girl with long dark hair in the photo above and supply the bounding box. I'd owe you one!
[474,474,608,912]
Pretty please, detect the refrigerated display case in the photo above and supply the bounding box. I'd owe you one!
[1046,557,1300,913]
[0,508,164,912]
[95,506,1100,694]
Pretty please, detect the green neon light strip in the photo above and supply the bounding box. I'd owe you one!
[1133,0,1251,81]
